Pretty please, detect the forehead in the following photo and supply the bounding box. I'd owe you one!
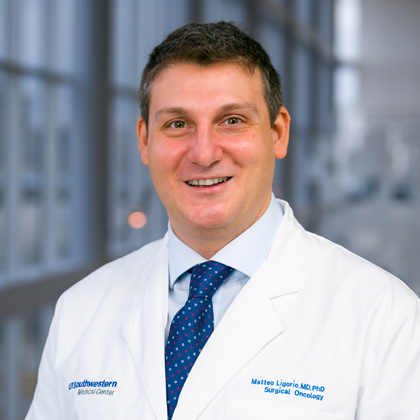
[148,62,266,114]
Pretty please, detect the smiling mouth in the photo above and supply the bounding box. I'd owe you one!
[186,177,231,187]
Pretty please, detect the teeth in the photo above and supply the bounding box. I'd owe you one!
[187,177,229,186]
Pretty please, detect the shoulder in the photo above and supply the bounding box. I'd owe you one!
[308,230,412,288]
[278,200,418,316]
[58,236,167,310]
[302,229,419,321]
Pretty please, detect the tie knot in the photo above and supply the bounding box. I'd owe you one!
[188,260,233,300]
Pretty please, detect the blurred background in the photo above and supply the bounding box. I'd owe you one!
[0,0,419,418]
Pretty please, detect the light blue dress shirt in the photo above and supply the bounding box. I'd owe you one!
[166,195,283,339]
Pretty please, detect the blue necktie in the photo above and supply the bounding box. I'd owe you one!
[165,260,233,419]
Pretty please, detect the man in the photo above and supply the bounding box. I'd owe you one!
[27,22,420,420]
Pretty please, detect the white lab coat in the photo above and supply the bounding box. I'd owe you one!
[26,200,420,420]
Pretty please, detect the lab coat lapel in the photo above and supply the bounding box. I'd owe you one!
[173,201,306,420]
[121,236,169,420]
[173,264,285,420]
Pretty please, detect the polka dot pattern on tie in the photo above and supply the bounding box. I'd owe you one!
[165,260,233,419]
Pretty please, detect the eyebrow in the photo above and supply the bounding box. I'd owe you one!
[154,107,189,120]
[217,103,259,116]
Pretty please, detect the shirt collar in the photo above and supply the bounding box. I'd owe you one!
[168,194,283,288]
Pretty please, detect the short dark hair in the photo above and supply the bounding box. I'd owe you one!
[139,21,283,128]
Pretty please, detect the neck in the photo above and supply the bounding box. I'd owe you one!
[171,211,268,260]
[178,229,236,260]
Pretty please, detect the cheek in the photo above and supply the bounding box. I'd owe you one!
[232,139,275,169]
[147,152,169,188]
[149,142,172,168]
[229,138,257,163]
[148,143,185,182]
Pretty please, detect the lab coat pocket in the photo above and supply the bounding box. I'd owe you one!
[225,400,346,420]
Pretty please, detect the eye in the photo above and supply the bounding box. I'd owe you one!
[163,119,192,137]
[226,117,241,125]
[170,120,187,129]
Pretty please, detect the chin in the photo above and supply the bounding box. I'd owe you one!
[186,209,233,231]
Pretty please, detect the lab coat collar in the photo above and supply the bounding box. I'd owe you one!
[266,199,306,298]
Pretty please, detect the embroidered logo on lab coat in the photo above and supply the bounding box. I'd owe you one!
[68,379,118,396]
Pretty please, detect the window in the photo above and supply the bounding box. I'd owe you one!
[0,0,78,287]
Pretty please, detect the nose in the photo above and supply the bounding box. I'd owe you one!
[187,126,222,168]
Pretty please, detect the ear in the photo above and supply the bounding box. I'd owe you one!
[272,106,291,160]
[137,116,149,165]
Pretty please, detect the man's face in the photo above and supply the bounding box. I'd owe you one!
[137,62,290,253]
